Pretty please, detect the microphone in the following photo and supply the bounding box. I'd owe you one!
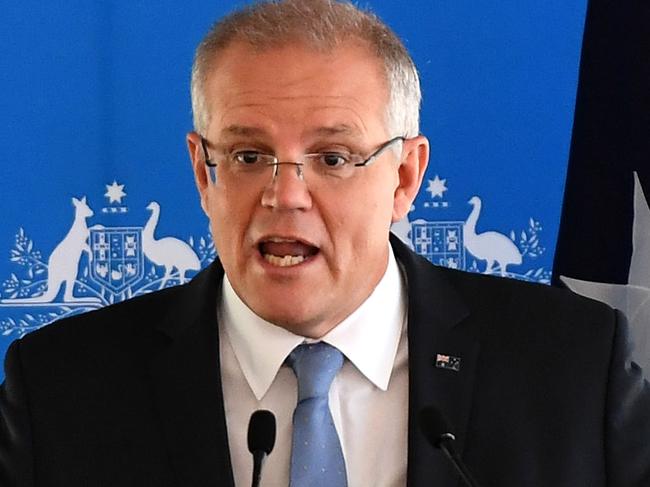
[247,410,276,487]
[419,405,482,487]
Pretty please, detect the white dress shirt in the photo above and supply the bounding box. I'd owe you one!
[219,247,408,487]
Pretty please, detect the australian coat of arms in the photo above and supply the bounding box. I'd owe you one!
[1,176,549,338]
[1,182,215,337]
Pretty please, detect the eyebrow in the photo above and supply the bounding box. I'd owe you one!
[310,124,362,138]
[220,125,268,137]
[218,123,363,140]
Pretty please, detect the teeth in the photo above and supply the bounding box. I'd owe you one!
[264,254,305,267]
[267,237,297,243]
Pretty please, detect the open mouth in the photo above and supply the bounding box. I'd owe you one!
[258,237,319,267]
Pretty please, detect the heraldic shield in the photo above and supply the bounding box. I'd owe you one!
[412,221,466,270]
[90,228,144,293]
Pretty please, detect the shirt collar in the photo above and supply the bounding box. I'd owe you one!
[220,246,407,400]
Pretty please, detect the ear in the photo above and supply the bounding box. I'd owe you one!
[187,131,210,215]
[392,135,429,222]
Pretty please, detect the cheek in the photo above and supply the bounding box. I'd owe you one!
[206,186,251,250]
[356,179,397,228]
[326,187,393,252]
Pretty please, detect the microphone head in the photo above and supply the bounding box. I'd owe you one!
[248,410,277,455]
[419,405,456,449]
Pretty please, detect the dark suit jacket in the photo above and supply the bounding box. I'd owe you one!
[1,236,649,487]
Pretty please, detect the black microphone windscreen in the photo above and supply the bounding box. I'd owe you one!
[248,410,277,455]
[419,405,455,449]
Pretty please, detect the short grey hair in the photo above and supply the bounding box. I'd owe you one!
[190,0,421,138]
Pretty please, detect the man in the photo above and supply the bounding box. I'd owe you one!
[1,1,649,486]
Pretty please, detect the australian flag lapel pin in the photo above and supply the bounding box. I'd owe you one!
[435,353,461,372]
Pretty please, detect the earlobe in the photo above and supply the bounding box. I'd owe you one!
[392,135,429,222]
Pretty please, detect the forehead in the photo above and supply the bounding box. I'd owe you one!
[203,40,389,139]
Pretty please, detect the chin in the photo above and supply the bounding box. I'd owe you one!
[258,307,310,328]
[256,304,328,337]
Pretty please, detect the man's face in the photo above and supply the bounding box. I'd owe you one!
[188,40,427,337]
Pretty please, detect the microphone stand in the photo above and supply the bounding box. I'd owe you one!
[437,433,481,487]
[251,449,266,487]
[247,410,276,487]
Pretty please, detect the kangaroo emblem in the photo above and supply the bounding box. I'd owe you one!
[8,197,100,303]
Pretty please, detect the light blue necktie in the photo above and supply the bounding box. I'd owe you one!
[288,342,348,487]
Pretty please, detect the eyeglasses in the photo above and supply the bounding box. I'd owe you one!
[200,135,406,184]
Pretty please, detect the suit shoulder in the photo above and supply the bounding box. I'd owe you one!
[446,264,611,312]
[13,261,221,366]
[434,265,617,336]
[392,235,614,323]
[18,283,189,351]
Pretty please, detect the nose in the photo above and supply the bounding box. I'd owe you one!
[261,162,313,211]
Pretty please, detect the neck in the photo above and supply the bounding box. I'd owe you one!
[144,209,159,236]
[465,203,480,231]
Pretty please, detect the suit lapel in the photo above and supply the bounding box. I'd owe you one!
[147,262,235,487]
[392,236,481,487]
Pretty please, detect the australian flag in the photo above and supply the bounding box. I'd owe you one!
[552,0,650,369]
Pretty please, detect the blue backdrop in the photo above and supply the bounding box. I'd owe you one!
[0,1,588,381]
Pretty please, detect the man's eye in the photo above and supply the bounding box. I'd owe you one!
[318,153,350,167]
[232,151,262,165]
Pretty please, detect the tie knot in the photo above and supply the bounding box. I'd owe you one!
[288,342,344,401]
